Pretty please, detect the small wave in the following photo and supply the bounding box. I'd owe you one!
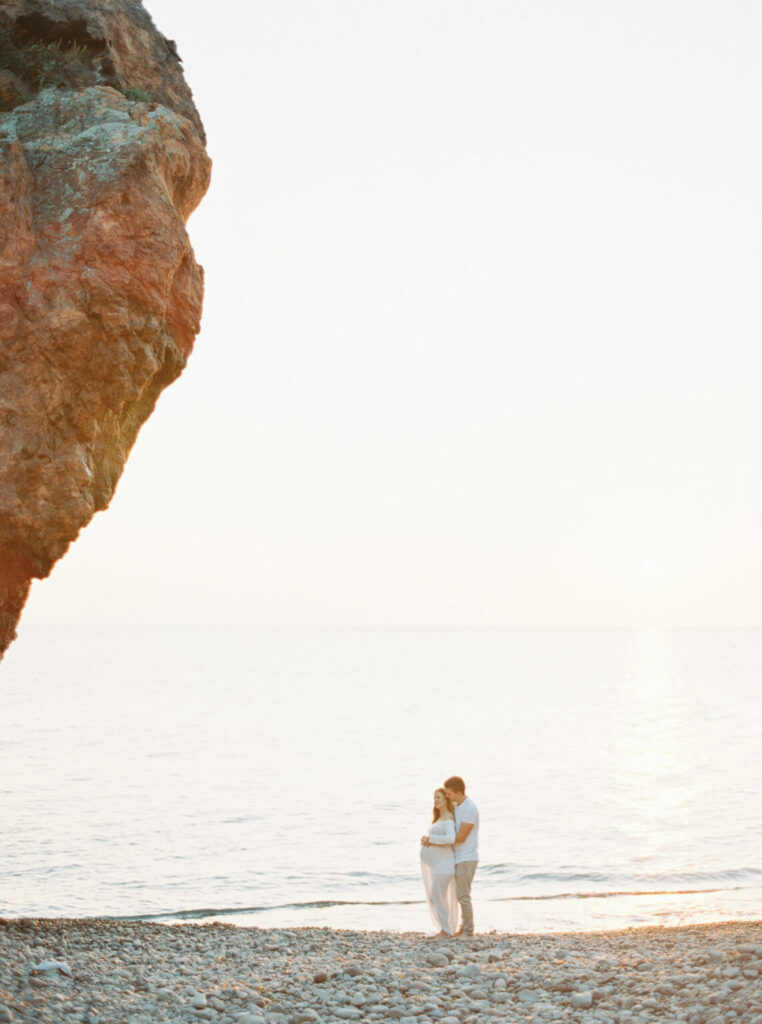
[111,879,762,923]
[113,899,426,922]
[479,865,762,887]
[500,887,729,902]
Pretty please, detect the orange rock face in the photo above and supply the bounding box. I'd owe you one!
[0,1,211,656]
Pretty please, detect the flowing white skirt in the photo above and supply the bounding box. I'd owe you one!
[420,844,458,935]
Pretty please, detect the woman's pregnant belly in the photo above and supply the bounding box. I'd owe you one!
[421,844,455,874]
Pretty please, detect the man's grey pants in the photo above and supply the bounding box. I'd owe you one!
[455,860,478,935]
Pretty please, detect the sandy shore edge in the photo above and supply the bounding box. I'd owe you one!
[1,918,761,1023]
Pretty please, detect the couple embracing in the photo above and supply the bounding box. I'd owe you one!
[420,775,479,937]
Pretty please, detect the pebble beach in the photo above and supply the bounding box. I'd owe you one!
[1,919,761,1024]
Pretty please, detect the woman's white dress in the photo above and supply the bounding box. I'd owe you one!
[420,817,458,935]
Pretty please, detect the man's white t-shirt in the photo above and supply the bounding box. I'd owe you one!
[454,796,479,864]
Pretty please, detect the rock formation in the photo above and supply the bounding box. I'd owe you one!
[0,0,211,657]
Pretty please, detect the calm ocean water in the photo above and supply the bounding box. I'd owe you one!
[1,625,760,933]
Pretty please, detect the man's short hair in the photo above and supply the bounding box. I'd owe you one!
[444,775,466,794]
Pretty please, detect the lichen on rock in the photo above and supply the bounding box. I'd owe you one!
[0,0,211,657]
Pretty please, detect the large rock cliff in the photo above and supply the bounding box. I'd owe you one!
[0,0,211,657]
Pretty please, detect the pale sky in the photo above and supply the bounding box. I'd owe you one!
[22,0,762,628]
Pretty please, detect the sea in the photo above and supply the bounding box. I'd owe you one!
[1,625,760,934]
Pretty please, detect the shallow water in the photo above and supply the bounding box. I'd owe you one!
[1,626,760,932]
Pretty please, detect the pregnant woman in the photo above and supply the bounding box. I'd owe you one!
[420,787,458,936]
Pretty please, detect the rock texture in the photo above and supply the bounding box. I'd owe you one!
[0,0,211,657]
[1,919,762,1024]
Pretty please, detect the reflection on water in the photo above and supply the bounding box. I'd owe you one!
[1,626,760,931]
[206,886,761,933]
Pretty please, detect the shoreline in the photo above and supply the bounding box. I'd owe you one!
[4,915,762,936]
[1,919,761,1024]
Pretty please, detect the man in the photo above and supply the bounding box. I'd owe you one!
[443,775,479,937]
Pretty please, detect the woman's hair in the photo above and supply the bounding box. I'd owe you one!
[432,788,454,823]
